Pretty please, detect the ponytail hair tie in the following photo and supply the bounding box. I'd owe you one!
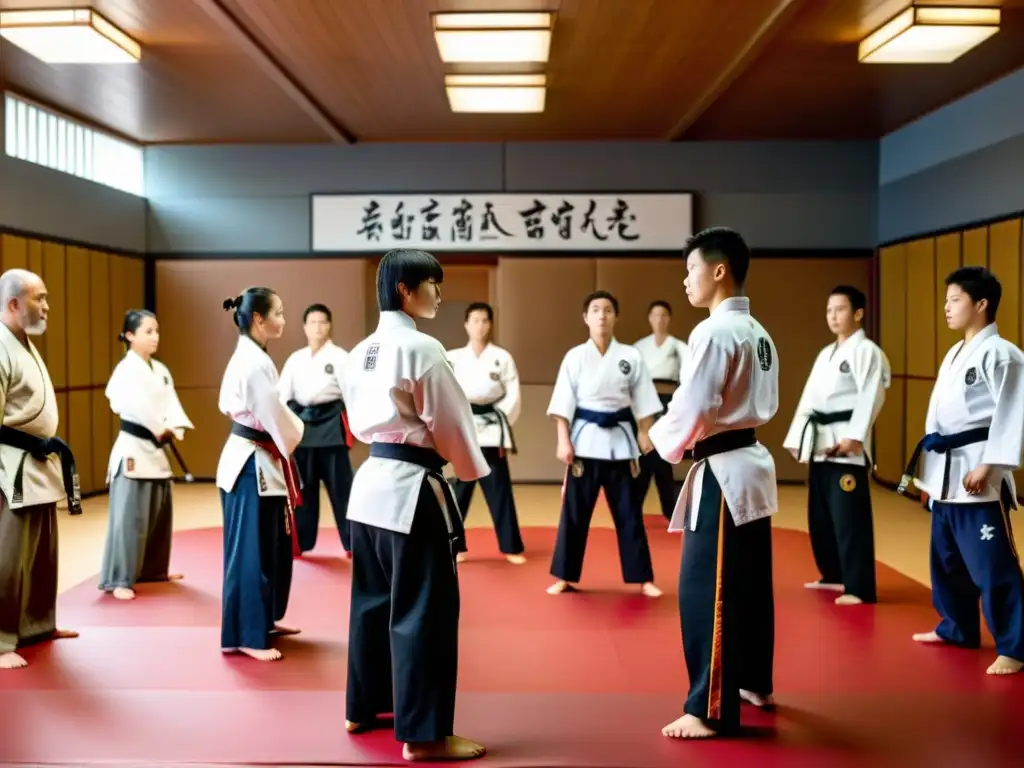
[222,295,241,311]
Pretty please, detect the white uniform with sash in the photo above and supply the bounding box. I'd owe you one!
[446,342,525,555]
[0,322,78,655]
[782,329,890,600]
[547,338,662,585]
[342,310,489,743]
[902,322,1024,661]
[633,334,690,519]
[216,335,304,653]
[279,341,354,553]
[648,296,777,731]
[98,351,193,592]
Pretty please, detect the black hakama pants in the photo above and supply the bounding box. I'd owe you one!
[680,467,774,732]
[346,478,461,743]
[219,456,293,651]
[807,461,877,602]
[452,446,525,555]
[550,457,655,584]
[294,445,353,553]
[929,497,1024,660]
[0,500,59,655]
[635,450,680,521]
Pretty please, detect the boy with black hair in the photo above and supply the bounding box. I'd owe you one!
[649,226,779,739]
[783,285,891,605]
[901,265,1024,677]
[547,290,663,598]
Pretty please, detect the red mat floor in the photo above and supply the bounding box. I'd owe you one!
[2,519,1023,767]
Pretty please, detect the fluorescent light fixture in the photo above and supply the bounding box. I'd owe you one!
[0,8,141,64]
[858,5,1000,64]
[445,74,546,113]
[432,12,553,63]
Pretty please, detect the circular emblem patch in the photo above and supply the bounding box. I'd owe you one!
[839,360,851,374]
[618,359,631,375]
[757,338,772,371]
[325,363,334,374]
[839,474,857,492]
[570,459,584,478]
[965,367,977,385]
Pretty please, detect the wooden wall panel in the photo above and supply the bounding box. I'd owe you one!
[989,219,1022,347]
[67,389,93,496]
[65,247,92,389]
[935,234,961,359]
[91,389,112,490]
[0,235,28,269]
[874,378,905,486]
[904,379,932,472]
[962,227,988,268]
[879,245,907,377]
[905,239,936,378]
[90,250,112,387]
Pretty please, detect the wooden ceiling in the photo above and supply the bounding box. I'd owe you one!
[1,0,1023,144]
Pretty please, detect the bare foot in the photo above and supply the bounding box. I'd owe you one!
[740,689,775,708]
[168,573,184,581]
[804,580,844,592]
[456,552,468,564]
[505,554,526,565]
[238,647,282,661]
[113,587,136,600]
[402,736,486,761]
[546,580,577,595]
[0,651,28,669]
[53,629,78,640]
[641,582,662,598]
[987,655,1024,675]
[835,595,863,606]
[913,631,945,644]
[662,713,716,739]
[346,720,364,733]
[270,624,301,636]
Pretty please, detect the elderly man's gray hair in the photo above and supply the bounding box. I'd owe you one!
[0,269,40,308]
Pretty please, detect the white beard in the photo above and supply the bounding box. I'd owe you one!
[24,319,46,336]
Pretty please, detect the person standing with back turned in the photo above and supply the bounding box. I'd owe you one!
[649,227,779,739]
[342,249,489,762]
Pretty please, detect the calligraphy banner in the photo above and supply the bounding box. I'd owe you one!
[311,193,693,252]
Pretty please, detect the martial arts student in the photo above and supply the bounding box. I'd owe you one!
[547,290,663,598]
[900,266,1024,676]
[633,300,690,520]
[278,303,354,556]
[342,248,488,762]
[648,227,779,739]
[446,302,526,564]
[99,309,195,600]
[0,269,80,670]
[216,287,304,662]
[783,286,891,605]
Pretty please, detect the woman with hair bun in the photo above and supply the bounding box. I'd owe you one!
[216,287,304,662]
[99,309,194,601]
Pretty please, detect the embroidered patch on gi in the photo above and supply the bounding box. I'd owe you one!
[965,367,978,385]
[363,343,379,371]
[757,338,773,371]
[839,474,856,492]
[163,375,169,385]
[126,458,135,473]
[570,459,584,478]
[839,360,851,374]
[258,468,268,493]
[618,359,631,375]
[325,363,334,374]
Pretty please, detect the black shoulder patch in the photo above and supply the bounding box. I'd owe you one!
[363,343,379,371]
[965,366,977,385]
[618,359,632,375]
[757,338,772,371]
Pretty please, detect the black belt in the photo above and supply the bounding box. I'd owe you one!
[898,427,990,500]
[288,398,351,449]
[797,409,856,463]
[571,407,638,462]
[652,378,678,387]
[119,419,194,481]
[370,442,466,554]
[0,426,81,515]
[691,428,758,462]
[470,402,517,455]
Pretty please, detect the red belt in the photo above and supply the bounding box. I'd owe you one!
[254,439,303,558]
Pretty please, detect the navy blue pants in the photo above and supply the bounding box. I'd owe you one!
[634,450,680,521]
[294,445,353,553]
[929,499,1024,660]
[452,447,525,555]
[550,457,654,584]
[346,478,461,743]
[219,457,293,651]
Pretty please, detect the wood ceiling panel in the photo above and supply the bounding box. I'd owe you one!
[686,0,1024,139]
[0,0,332,142]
